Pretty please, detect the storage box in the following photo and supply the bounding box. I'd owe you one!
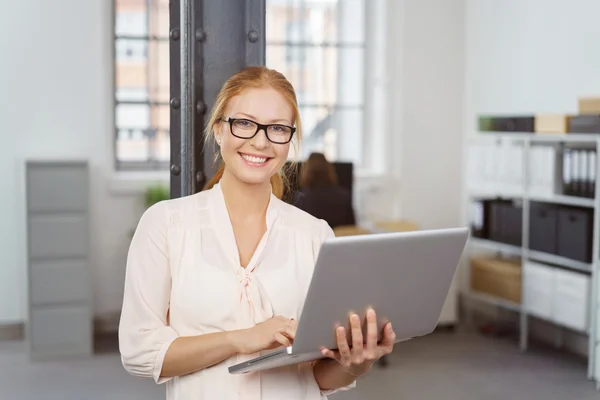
[557,207,593,263]
[534,114,571,134]
[568,115,600,133]
[529,202,558,254]
[488,200,523,246]
[470,256,522,303]
[578,97,600,114]
[479,116,535,132]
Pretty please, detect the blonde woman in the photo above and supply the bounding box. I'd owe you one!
[118,66,396,399]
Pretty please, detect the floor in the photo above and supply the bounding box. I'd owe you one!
[0,327,598,400]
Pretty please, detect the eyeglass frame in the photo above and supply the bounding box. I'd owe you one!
[221,117,296,144]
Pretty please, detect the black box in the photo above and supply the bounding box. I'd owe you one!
[479,116,535,132]
[529,202,558,254]
[556,207,593,263]
[568,115,600,134]
[488,200,523,246]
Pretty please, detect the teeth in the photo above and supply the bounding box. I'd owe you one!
[242,154,267,164]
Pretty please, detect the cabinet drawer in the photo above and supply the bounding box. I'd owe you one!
[28,215,88,259]
[524,262,553,320]
[29,260,90,306]
[30,305,92,358]
[26,163,88,213]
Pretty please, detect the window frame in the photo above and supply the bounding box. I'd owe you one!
[265,0,370,169]
[112,0,171,172]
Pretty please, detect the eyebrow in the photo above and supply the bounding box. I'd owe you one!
[235,112,292,125]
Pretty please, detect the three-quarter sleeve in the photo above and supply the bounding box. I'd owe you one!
[118,202,179,384]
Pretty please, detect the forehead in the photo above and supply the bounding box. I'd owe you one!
[226,87,293,123]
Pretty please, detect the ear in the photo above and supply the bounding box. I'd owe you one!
[213,124,222,145]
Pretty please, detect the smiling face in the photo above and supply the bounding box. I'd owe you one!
[214,87,294,188]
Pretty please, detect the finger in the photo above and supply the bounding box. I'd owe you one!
[350,313,364,362]
[336,326,352,364]
[365,309,378,355]
[320,347,341,362]
[274,332,291,348]
[283,326,296,342]
[289,318,298,333]
[379,322,396,352]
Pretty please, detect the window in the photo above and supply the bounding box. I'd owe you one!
[266,0,366,166]
[114,0,170,170]
[113,0,370,171]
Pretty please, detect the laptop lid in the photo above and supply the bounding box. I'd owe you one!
[290,227,469,354]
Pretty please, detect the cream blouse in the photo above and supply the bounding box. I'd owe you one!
[118,183,356,399]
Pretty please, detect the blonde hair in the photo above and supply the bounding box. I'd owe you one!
[202,66,303,199]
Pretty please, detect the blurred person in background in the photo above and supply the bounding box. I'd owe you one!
[293,152,356,230]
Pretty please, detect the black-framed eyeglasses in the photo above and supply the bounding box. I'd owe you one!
[222,117,296,144]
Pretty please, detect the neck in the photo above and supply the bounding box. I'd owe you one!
[219,168,272,222]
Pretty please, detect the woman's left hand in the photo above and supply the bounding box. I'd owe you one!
[320,308,395,377]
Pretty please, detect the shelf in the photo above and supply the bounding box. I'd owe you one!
[475,132,600,144]
[469,238,522,257]
[529,134,600,144]
[465,290,521,312]
[527,250,592,274]
[528,194,595,208]
[469,192,523,200]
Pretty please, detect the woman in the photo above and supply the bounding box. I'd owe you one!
[293,152,356,230]
[118,66,395,399]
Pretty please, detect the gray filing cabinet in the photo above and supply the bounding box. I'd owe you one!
[25,160,92,360]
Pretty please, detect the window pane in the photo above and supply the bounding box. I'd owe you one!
[337,47,364,107]
[116,103,149,129]
[267,45,363,107]
[266,1,364,45]
[153,130,170,162]
[115,38,148,63]
[115,1,147,36]
[295,106,364,164]
[333,107,363,165]
[337,0,365,44]
[116,87,148,102]
[117,128,150,162]
[150,104,170,132]
[116,62,147,91]
[147,39,170,103]
[298,106,334,159]
[149,0,170,38]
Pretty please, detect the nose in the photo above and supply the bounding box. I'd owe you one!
[250,127,269,149]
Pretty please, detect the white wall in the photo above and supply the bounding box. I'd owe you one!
[0,0,145,326]
[465,0,600,132]
[395,0,466,230]
[464,0,600,355]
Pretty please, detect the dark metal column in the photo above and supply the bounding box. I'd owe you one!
[169,0,266,199]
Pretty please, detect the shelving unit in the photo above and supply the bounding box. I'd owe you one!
[463,132,600,386]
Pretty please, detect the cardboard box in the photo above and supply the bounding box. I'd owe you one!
[534,114,571,134]
[578,97,600,114]
[470,256,522,303]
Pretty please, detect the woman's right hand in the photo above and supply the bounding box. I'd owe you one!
[233,316,298,355]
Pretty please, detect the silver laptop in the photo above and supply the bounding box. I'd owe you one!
[228,227,469,375]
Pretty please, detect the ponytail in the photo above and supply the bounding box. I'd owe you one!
[203,162,286,200]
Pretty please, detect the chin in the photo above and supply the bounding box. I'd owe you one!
[232,153,283,185]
